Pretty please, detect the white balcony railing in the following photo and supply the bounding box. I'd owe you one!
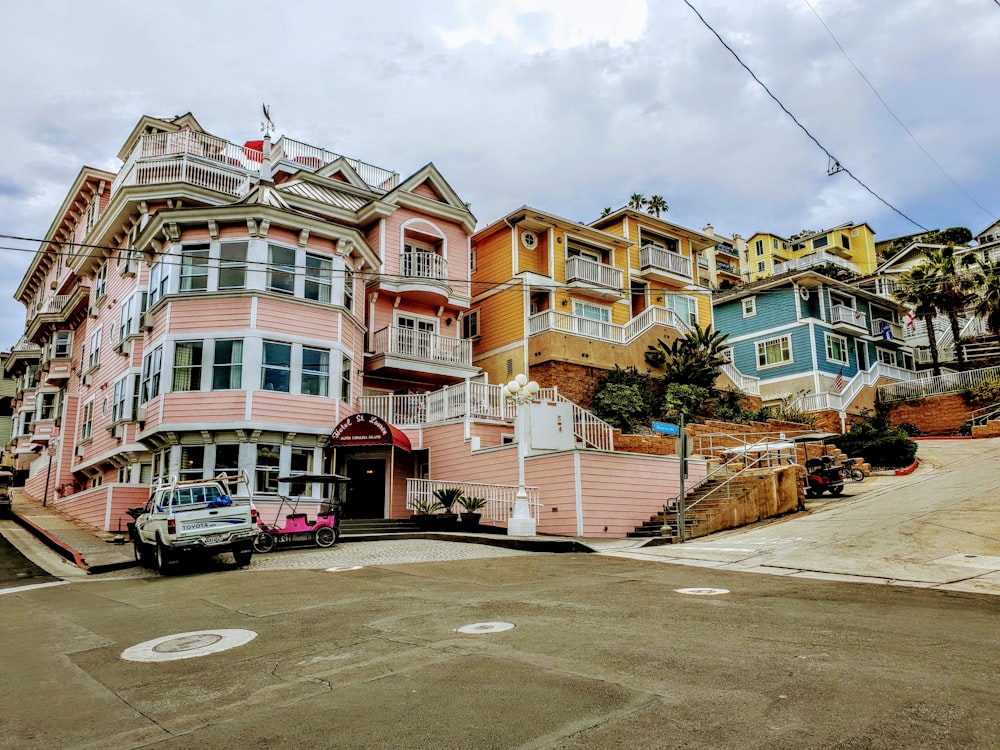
[407,478,540,522]
[371,326,472,366]
[877,364,1000,403]
[830,304,867,330]
[401,251,447,280]
[112,131,399,200]
[773,251,859,276]
[529,305,688,346]
[565,256,623,290]
[870,317,903,341]
[639,244,692,279]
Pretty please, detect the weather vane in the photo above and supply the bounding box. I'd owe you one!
[261,104,275,137]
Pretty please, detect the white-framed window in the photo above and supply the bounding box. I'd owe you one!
[301,347,329,397]
[341,354,352,402]
[118,293,145,341]
[212,339,243,390]
[813,236,829,250]
[721,347,734,363]
[825,333,848,364]
[876,347,895,366]
[262,341,292,392]
[179,244,210,292]
[343,268,355,312]
[755,240,764,256]
[214,444,241,477]
[112,376,132,422]
[396,314,437,358]
[219,241,248,289]
[267,244,296,295]
[19,409,34,436]
[742,297,757,317]
[80,400,94,441]
[470,248,477,274]
[840,234,851,250]
[304,253,332,302]
[462,309,481,339]
[52,331,72,358]
[757,261,766,273]
[287,448,314,497]
[141,346,162,404]
[172,341,204,392]
[88,327,101,370]
[38,392,59,421]
[256,443,281,493]
[148,261,168,305]
[772,238,779,249]
[86,198,100,230]
[663,294,698,325]
[179,446,205,481]
[94,263,107,299]
[756,335,793,368]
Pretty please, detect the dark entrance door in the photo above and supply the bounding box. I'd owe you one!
[344,459,386,519]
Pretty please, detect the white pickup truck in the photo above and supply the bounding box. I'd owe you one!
[131,473,258,573]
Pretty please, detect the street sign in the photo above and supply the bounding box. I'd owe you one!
[652,421,679,436]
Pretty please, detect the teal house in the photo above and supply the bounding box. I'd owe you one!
[713,271,917,417]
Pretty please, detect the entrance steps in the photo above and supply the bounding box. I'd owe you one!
[340,518,421,536]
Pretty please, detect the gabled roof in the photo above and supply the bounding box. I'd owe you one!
[116,113,209,161]
[590,208,718,250]
[475,205,631,247]
[234,181,292,210]
[713,269,896,308]
[380,163,476,232]
[277,179,369,211]
[314,157,371,191]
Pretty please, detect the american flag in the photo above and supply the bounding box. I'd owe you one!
[832,368,845,393]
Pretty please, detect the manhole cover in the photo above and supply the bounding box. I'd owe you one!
[456,621,515,634]
[121,629,257,662]
[675,588,730,596]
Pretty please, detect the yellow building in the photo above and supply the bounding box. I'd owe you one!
[469,206,718,406]
[746,222,877,281]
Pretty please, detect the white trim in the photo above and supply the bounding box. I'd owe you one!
[724,321,800,345]
[824,331,849,365]
[742,296,757,318]
[574,452,584,537]
[755,334,793,370]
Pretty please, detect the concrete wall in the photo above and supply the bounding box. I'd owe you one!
[884,393,970,436]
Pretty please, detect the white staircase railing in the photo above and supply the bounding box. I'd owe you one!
[406,478,541,522]
[720,361,760,396]
[792,362,917,412]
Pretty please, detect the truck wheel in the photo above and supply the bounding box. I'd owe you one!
[155,539,172,573]
[233,546,253,567]
[315,526,337,548]
[253,532,275,553]
[133,540,153,568]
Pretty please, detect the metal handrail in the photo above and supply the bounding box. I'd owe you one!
[966,401,1000,426]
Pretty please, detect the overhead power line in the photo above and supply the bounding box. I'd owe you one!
[681,0,929,232]
[803,0,995,220]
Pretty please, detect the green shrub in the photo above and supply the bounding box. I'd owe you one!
[831,409,918,469]
[965,378,1000,405]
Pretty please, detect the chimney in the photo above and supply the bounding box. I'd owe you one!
[703,224,715,236]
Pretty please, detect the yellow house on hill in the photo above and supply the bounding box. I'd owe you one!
[469,206,718,406]
[747,222,877,282]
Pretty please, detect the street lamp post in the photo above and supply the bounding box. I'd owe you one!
[505,374,539,537]
[42,439,59,507]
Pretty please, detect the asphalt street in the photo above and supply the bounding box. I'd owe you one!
[1,439,998,749]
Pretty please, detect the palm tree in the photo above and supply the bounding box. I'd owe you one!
[893,264,941,376]
[972,255,1000,348]
[628,193,646,211]
[600,206,612,218]
[922,245,977,368]
[646,195,668,218]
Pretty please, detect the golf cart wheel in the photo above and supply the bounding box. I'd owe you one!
[828,484,844,496]
[315,526,337,548]
[155,539,172,574]
[233,545,253,567]
[850,468,865,482]
[253,532,276,553]
[805,486,819,498]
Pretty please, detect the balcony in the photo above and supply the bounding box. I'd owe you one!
[773,251,859,277]
[374,251,453,305]
[402,251,447,280]
[830,304,867,332]
[638,244,692,283]
[367,326,476,384]
[870,317,903,343]
[528,305,687,347]
[3,338,42,370]
[565,256,624,297]
[112,131,399,201]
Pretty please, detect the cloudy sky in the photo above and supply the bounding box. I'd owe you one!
[1,0,998,350]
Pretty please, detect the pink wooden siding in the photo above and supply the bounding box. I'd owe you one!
[169,298,253,332]
[255,298,342,340]
[251,391,338,428]
[162,392,248,423]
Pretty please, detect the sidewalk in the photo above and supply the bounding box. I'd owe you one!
[7,488,136,574]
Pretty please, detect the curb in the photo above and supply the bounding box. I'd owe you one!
[895,460,919,476]
[9,510,88,570]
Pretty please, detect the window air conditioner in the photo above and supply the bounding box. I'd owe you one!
[82,374,92,386]
[88,305,99,318]
[135,406,147,423]
[140,312,154,332]
[75,445,86,458]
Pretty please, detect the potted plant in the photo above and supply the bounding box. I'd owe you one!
[410,496,443,531]
[432,487,464,529]
[460,495,487,527]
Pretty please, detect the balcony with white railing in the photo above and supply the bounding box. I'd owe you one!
[870,317,903,342]
[772,251,859,277]
[830,304,867,332]
[368,326,475,382]
[565,256,624,293]
[401,251,447,280]
[638,244,693,281]
[112,130,399,200]
[529,305,687,347]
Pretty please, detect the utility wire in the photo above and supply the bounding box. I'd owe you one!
[803,0,995,220]
[681,0,929,232]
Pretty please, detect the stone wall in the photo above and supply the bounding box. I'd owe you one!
[884,393,970,436]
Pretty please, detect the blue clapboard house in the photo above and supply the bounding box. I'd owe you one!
[713,270,917,418]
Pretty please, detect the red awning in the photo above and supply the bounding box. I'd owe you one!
[327,413,411,452]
